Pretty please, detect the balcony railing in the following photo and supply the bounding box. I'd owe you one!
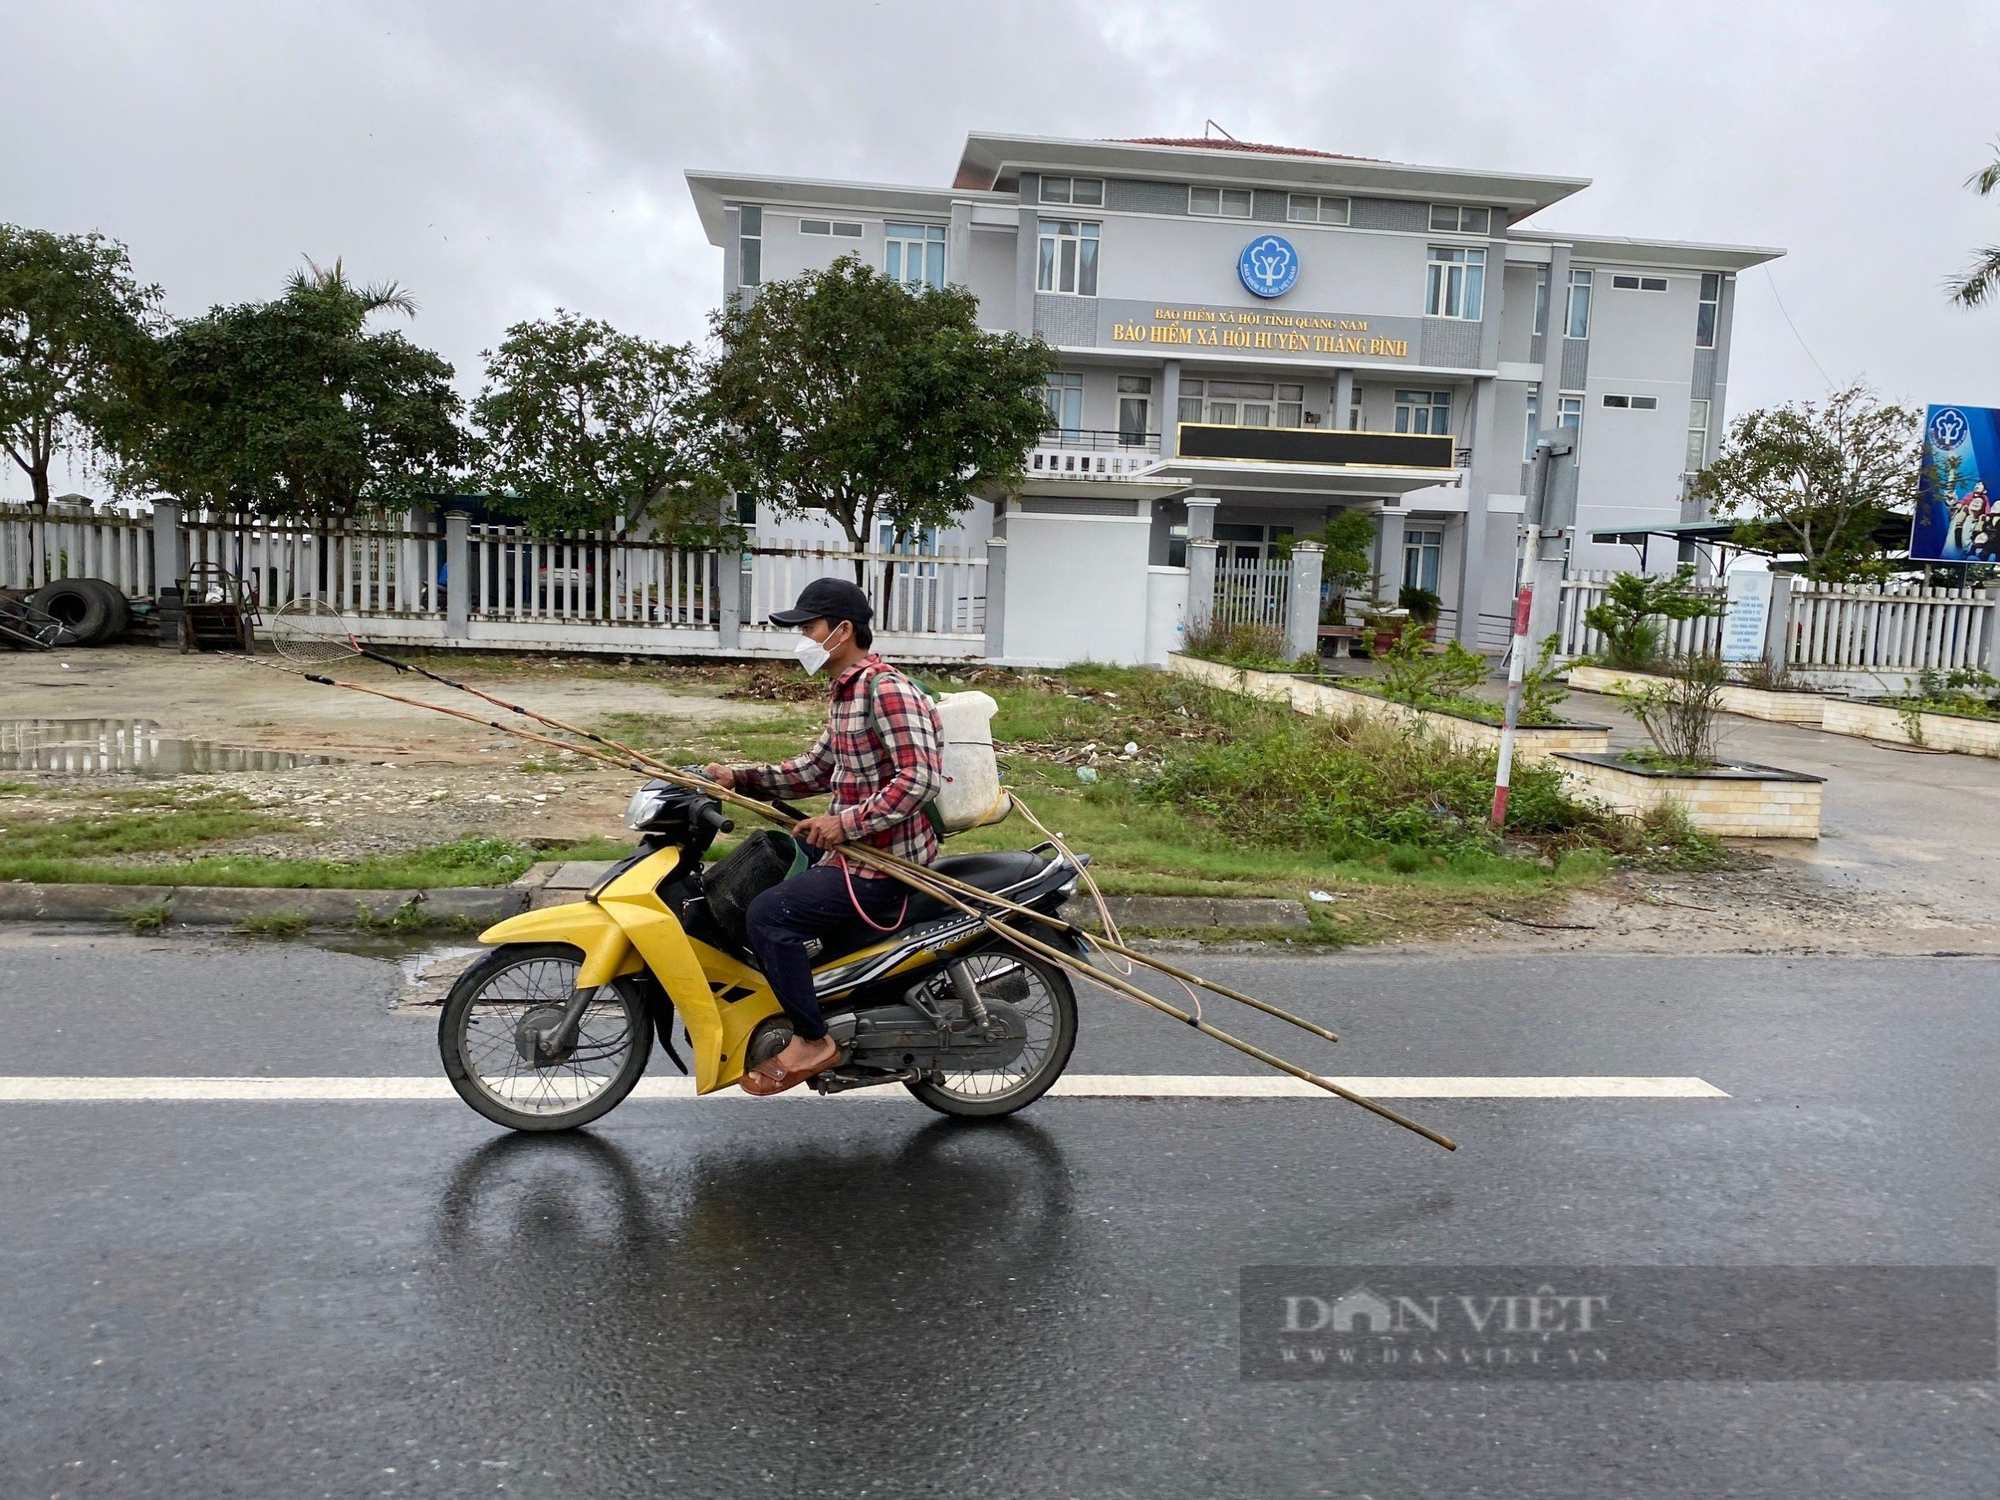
[1029,428,1163,479]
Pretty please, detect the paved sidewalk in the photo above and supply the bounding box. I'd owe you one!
[1569,688,2000,915]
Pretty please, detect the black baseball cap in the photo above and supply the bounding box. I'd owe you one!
[770,577,874,628]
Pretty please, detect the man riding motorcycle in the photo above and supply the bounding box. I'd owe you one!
[705,577,943,1096]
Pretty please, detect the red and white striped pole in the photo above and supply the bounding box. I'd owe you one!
[1490,583,1535,829]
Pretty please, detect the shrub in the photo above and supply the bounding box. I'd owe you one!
[1891,666,2000,721]
[1584,567,1721,670]
[1398,585,1443,625]
[1517,634,1570,724]
[1377,620,1487,705]
[1141,708,1591,855]
[1181,620,1312,671]
[1616,653,1728,768]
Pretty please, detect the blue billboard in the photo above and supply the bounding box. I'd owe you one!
[1913,403,2000,563]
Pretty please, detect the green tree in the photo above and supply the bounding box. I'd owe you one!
[125,258,463,517]
[1690,383,1919,582]
[472,310,723,538]
[1317,506,1379,621]
[704,255,1055,559]
[1583,566,1722,669]
[1949,144,2000,308]
[0,226,160,511]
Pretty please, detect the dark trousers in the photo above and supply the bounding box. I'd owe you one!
[744,862,909,1041]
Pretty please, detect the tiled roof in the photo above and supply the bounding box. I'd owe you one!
[1108,137,1381,162]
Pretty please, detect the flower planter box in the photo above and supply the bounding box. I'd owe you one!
[1167,654,1611,762]
[1566,665,1828,727]
[1820,698,2000,759]
[1553,751,1824,839]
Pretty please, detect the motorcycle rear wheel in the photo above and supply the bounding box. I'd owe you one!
[905,951,1077,1119]
[440,943,652,1132]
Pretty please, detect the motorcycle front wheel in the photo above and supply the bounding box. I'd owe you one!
[905,950,1078,1119]
[440,943,652,1132]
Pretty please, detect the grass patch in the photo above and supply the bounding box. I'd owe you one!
[0,793,293,862]
[0,835,541,890]
[114,900,172,934]
[353,897,433,933]
[235,911,311,938]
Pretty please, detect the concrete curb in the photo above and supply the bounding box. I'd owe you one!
[0,883,530,928]
[0,875,1308,933]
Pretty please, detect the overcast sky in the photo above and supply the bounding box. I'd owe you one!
[7,0,1998,497]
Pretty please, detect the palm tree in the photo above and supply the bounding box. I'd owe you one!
[286,256,418,321]
[1949,147,2000,308]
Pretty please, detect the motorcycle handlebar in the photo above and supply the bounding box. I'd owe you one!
[695,801,733,836]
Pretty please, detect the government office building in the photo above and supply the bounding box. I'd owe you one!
[687,133,1781,663]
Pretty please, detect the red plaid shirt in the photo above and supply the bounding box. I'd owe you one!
[735,655,943,878]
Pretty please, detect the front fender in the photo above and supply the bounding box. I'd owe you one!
[478,898,641,989]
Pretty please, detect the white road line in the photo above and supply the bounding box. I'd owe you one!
[0,1075,1729,1103]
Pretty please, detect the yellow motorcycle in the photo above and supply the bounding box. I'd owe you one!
[439,780,1088,1132]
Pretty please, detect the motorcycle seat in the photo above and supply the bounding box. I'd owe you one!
[810,849,1052,967]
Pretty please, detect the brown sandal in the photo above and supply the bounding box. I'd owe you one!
[738,1037,841,1096]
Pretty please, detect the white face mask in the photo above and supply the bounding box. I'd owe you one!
[793,631,831,676]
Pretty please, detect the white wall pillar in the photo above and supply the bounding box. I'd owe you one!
[1285,541,1324,664]
[1184,494,1218,541]
[444,510,469,640]
[982,536,1007,659]
[1186,538,1218,639]
[1375,507,1406,604]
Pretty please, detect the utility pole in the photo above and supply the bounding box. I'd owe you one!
[1521,429,1578,655]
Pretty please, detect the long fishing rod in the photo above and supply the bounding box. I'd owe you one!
[269,655,1452,1149]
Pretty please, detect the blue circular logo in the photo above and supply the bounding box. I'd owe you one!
[1932,407,1970,449]
[1238,234,1299,299]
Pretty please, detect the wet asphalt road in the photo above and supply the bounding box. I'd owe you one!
[3,929,1998,1498]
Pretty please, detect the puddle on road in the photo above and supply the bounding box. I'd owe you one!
[0,718,339,776]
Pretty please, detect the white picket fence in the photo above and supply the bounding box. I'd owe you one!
[1213,555,1291,631]
[0,506,155,596]
[1557,569,1997,677]
[1556,570,1727,661]
[1785,580,1992,675]
[0,504,987,656]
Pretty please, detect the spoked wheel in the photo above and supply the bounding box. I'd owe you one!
[905,950,1077,1119]
[440,944,652,1132]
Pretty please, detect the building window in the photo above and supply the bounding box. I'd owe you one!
[1039,176,1104,207]
[1558,394,1583,430]
[1037,220,1099,296]
[1696,272,1721,349]
[1117,375,1151,445]
[1425,247,1485,320]
[1189,185,1252,218]
[1429,205,1491,234]
[1565,269,1593,339]
[1277,383,1304,428]
[1523,391,1540,460]
[1532,265,1549,337]
[1394,389,1451,435]
[1287,194,1350,225]
[738,205,762,287]
[1167,523,1188,569]
[800,219,864,237]
[1041,371,1083,439]
[1403,528,1444,593]
[1686,397,1711,472]
[885,223,945,290]
[1177,378,1205,426]
[1349,384,1362,431]
[1207,378,1276,427]
[1610,274,1669,292]
[1602,393,1659,410]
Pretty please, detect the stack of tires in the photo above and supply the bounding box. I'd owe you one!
[21,579,130,646]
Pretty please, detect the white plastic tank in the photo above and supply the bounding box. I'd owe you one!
[932,690,1010,831]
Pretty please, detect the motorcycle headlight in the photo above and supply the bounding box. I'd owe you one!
[624,781,672,830]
